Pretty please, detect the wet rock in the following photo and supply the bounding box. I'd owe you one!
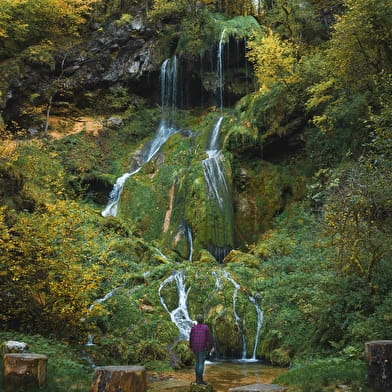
[228,384,286,392]
[189,382,214,392]
[27,127,40,136]
[1,340,29,354]
[105,116,124,128]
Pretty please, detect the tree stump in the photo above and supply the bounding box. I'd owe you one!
[365,340,392,392]
[91,365,147,392]
[3,353,48,391]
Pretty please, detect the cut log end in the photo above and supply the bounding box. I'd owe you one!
[365,340,392,392]
[91,365,147,392]
[3,353,48,392]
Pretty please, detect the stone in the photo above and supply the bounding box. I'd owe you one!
[105,116,124,128]
[3,353,48,391]
[228,384,287,392]
[189,382,214,392]
[365,340,392,392]
[91,365,147,392]
[1,340,28,354]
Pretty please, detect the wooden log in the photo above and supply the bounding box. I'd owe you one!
[91,365,147,392]
[3,353,48,391]
[365,340,392,392]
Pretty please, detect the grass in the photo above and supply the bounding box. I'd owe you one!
[0,331,93,392]
[274,357,372,392]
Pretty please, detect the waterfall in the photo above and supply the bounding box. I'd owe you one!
[85,286,121,345]
[217,29,226,109]
[202,117,229,210]
[101,168,142,217]
[252,0,262,13]
[159,269,264,360]
[158,270,194,340]
[185,225,193,261]
[249,295,263,360]
[222,270,247,359]
[201,117,234,261]
[101,56,179,217]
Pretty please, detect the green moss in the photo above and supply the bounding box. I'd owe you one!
[233,160,307,247]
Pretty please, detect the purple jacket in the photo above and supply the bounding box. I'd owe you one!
[189,323,213,353]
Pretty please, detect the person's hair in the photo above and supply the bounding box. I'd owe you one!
[196,314,204,323]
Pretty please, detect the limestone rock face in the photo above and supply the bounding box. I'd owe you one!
[3,353,48,391]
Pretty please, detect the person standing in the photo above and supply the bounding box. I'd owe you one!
[189,314,214,385]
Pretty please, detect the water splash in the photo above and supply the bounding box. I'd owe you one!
[249,295,263,360]
[158,270,194,340]
[202,117,229,210]
[222,270,247,359]
[102,168,141,217]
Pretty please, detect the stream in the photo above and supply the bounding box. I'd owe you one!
[148,361,287,392]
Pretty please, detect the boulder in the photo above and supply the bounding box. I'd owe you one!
[1,340,28,354]
[189,382,214,392]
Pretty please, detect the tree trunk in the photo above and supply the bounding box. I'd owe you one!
[91,365,146,392]
[3,353,48,391]
[365,340,392,392]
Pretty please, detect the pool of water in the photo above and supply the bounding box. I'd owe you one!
[148,360,288,392]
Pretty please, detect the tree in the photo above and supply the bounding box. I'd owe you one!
[0,201,104,340]
[247,28,299,94]
[0,0,97,59]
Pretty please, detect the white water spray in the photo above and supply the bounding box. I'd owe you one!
[249,295,263,360]
[217,29,226,109]
[101,57,179,217]
[222,270,247,359]
[158,270,194,340]
[202,117,229,210]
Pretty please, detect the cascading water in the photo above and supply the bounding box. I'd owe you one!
[221,270,247,359]
[185,225,193,261]
[249,295,263,360]
[85,286,121,346]
[202,117,228,209]
[217,28,226,109]
[158,269,264,360]
[252,0,262,14]
[101,56,179,217]
[200,28,234,262]
[158,270,194,340]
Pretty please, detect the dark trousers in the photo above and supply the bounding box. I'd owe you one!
[194,350,208,380]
